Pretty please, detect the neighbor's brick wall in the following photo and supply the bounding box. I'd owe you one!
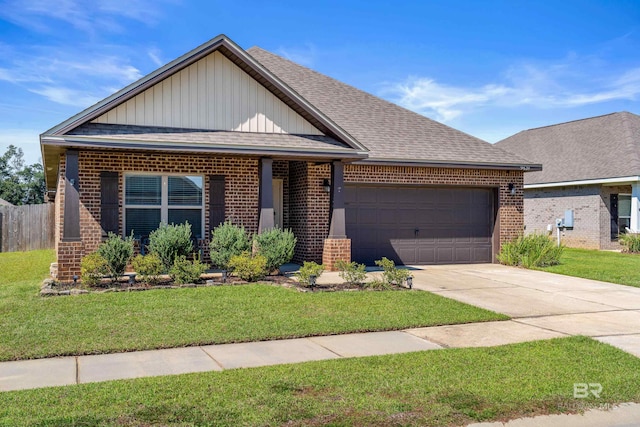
[525,185,601,249]
[524,184,629,250]
[54,150,260,281]
[344,165,525,246]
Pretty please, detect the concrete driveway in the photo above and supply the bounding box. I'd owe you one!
[407,264,640,357]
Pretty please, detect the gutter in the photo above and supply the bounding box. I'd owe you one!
[355,158,542,172]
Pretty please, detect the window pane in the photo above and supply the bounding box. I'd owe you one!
[168,209,202,238]
[169,176,202,206]
[126,176,161,205]
[126,208,161,238]
[619,195,632,217]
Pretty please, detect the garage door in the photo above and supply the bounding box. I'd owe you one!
[345,185,495,265]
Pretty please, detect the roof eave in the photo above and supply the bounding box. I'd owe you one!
[355,158,542,171]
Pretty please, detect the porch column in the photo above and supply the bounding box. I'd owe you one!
[324,160,350,270]
[63,149,81,240]
[631,182,640,233]
[328,161,346,238]
[258,158,275,232]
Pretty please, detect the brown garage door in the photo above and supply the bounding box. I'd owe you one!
[345,185,495,265]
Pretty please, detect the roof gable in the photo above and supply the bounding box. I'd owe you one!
[91,51,322,135]
[496,112,640,185]
[43,35,364,151]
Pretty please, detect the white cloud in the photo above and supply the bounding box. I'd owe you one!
[0,129,42,164]
[0,0,171,34]
[29,86,101,107]
[147,48,164,67]
[276,44,317,67]
[0,47,142,108]
[381,57,640,123]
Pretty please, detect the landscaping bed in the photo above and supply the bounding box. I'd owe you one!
[0,249,506,362]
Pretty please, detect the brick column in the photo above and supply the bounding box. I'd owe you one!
[322,238,351,271]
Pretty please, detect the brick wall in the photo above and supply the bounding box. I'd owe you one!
[288,161,330,263]
[54,150,259,280]
[524,184,629,250]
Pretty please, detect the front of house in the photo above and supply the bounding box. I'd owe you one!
[41,35,538,281]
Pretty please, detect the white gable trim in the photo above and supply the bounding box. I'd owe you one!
[524,176,640,189]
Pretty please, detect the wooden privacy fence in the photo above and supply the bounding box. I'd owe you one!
[0,203,55,252]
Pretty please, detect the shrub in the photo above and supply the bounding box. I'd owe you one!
[228,251,268,282]
[97,232,134,279]
[297,261,324,287]
[149,222,194,271]
[374,257,410,286]
[335,259,367,286]
[620,233,640,253]
[80,252,109,287]
[209,221,251,269]
[497,233,563,268]
[169,255,208,285]
[254,227,296,273]
[131,253,164,285]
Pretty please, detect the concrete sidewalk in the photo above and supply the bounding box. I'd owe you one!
[2,321,558,392]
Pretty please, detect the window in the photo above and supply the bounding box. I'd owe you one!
[619,194,632,235]
[124,174,203,238]
[611,193,632,240]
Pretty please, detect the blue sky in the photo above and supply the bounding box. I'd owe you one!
[1,0,640,164]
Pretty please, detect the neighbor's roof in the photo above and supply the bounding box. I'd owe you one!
[495,112,640,185]
[247,47,535,168]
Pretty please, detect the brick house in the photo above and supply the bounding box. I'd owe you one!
[496,112,640,249]
[41,35,538,280]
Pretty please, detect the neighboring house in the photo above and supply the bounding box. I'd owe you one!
[0,198,13,206]
[41,34,538,281]
[496,111,640,250]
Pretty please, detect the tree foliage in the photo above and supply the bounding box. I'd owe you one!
[0,145,46,205]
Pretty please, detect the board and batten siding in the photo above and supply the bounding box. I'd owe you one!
[92,51,322,135]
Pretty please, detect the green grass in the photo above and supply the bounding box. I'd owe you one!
[0,250,506,361]
[1,337,638,426]
[540,248,640,287]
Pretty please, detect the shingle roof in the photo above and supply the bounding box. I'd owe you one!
[247,47,534,167]
[495,112,640,185]
[68,123,356,154]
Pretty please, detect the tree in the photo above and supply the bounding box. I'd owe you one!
[0,145,46,205]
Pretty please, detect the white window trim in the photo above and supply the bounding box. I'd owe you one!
[619,193,632,221]
[123,172,205,238]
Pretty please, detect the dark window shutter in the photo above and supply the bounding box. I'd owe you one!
[209,175,225,234]
[610,194,619,240]
[101,172,119,237]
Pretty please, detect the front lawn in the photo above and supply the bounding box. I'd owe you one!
[540,248,640,287]
[1,337,638,426]
[0,250,506,361]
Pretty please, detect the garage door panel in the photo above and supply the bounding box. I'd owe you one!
[346,185,494,265]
